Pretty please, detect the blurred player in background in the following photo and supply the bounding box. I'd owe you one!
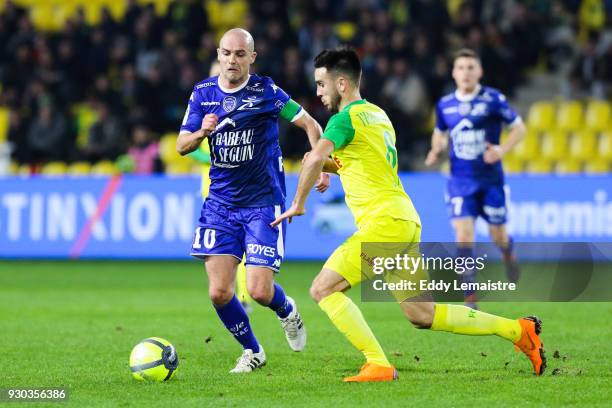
[273,48,545,382]
[177,28,329,373]
[188,61,253,313]
[425,49,527,309]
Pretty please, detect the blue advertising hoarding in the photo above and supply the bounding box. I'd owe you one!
[1,174,611,259]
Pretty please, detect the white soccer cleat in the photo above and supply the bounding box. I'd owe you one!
[229,346,266,373]
[279,297,307,352]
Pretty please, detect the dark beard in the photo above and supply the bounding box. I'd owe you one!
[227,75,246,85]
[328,92,342,113]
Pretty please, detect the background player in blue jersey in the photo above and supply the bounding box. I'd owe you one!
[425,49,527,308]
[176,28,329,373]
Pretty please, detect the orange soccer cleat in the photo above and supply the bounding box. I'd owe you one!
[514,316,547,376]
[343,362,398,383]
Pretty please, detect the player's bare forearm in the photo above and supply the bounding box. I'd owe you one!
[500,121,526,154]
[270,139,335,227]
[269,154,323,227]
[322,158,339,174]
[432,130,448,152]
[425,130,448,166]
[303,151,338,174]
[294,139,335,206]
[294,152,325,207]
[176,130,206,155]
[177,113,218,155]
[293,111,323,149]
[484,121,526,164]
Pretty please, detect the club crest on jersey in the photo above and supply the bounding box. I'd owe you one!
[223,96,237,112]
[458,102,471,116]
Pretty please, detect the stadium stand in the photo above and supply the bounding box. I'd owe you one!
[556,100,584,133]
[555,159,582,174]
[599,131,612,160]
[511,130,539,162]
[0,107,9,143]
[541,130,568,162]
[66,161,92,176]
[0,0,610,176]
[90,160,118,176]
[585,99,611,132]
[40,160,67,175]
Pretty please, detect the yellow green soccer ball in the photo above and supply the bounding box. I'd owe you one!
[129,337,179,381]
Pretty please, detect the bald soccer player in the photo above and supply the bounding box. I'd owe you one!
[177,28,330,373]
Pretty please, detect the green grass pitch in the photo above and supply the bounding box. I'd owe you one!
[1,260,610,407]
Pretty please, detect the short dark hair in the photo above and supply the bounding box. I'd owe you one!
[453,48,480,63]
[314,47,361,84]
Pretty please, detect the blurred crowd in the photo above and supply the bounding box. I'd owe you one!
[1,0,611,172]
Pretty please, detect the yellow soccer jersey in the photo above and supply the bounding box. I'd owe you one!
[322,99,420,227]
[187,143,212,197]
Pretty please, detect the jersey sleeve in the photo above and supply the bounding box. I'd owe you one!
[262,77,293,115]
[179,87,204,134]
[322,111,355,150]
[280,99,304,122]
[495,92,521,126]
[434,102,448,132]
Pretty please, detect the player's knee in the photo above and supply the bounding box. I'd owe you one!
[309,282,330,303]
[248,285,273,305]
[209,287,234,306]
[249,290,269,304]
[309,284,321,302]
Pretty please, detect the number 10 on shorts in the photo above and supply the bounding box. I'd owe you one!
[193,228,216,249]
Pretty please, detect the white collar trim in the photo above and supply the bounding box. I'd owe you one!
[455,84,482,102]
[218,75,251,94]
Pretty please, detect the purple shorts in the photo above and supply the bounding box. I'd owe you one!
[190,198,286,272]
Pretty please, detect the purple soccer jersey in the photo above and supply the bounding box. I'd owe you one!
[180,74,301,269]
[435,86,521,224]
[435,85,521,184]
[180,74,299,207]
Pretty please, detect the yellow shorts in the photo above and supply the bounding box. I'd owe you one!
[324,217,424,293]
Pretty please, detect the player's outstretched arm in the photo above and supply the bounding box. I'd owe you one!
[176,114,218,156]
[303,152,339,175]
[292,110,332,191]
[425,129,449,166]
[271,138,335,227]
[291,109,323,150]
[483,120,527,164]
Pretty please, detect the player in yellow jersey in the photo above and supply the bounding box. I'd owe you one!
[187,61,253,311]
[272,48,545,382]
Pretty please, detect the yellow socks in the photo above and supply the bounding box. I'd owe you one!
[431,304,521,343]
[319,292,391,367]
[235,261,252,304]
